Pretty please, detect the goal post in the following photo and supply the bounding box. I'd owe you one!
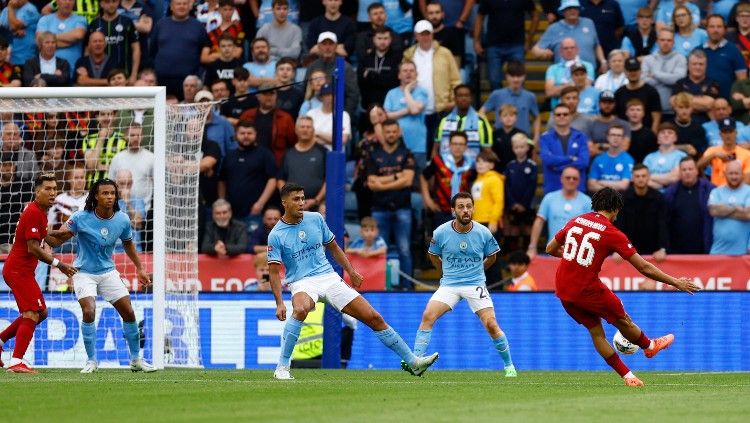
[0,87,210,369]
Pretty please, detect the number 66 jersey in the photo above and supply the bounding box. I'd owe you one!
[553,212,637,301]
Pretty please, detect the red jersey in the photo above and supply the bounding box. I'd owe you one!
[553,212,637,301]
[5,201,48,273]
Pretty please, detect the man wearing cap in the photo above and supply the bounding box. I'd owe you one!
[544,38,595,107]
[532,0,606,73]
[707,160,750,255]
[641,29,686,113]
[305,30,360,118]
[305,0,356,57]
[239,82,297,166]
[197,90,237,160]
[588,90,631,157]
[701,14,747,99]
[698,117,750,186]
[243,37,277,89]
[403,19,461,159]
[615,56,662,134]
[702,98,750,147]
[570,61,600,116]
[643,122,687,191]
[305,82,352,150]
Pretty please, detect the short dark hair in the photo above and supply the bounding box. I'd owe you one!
[559,86,579,98]
[449,131,469,145]
[382,119,400,128]
[34,173,57,189]
[0,36,8,49]
[251,37,269,49]
[453,84,472,96]
[85,178,121,212]
[477,150,499,163]
[280,182,304,199]
[706,14,725,26]
[233,67,250,80]
[591,187,624,213]
[373,27,391,37]
[367,2,384,13]
[218,33,235,44]
[107,68,127,80]
[450,192,473,208]
[219,0,234,8]
[272,0,288,6]
[679,156,696,165]
[236,120,256,131]
[275,57,297,69]
[632,163,649,173]
[507,250,530,265]
[607,124,625,135]
[210,79,229,90]
[506,60,526,77]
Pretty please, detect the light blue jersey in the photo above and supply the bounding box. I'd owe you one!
[243,60,277,80]
[66,210,133,275]
[348,236,387,251]
[36,12,87,70]
[428,220,500,287]
[673,29,707,57]
[537,190,592,237]
[267,212,335,283]
[643,148,687,176]
[708,184,750,255]
[703,119,750,147]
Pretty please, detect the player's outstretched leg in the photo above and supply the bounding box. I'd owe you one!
[342,296,438,376]
[0,316,24,368]
[588,324,643,387]
[274,293,314,380]
[613,316,674,359]
[477,308,516,377]
[5,310,46,374]
[112,297,156,373]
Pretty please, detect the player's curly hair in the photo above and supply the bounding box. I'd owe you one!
[85,178,121,212]
[591,187,624,213]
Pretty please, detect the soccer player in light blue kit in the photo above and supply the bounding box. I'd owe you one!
[269,183,439,380]
[404,192,517,377]
[47,179,155,373]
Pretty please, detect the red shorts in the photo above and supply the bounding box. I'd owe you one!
[3,268,47,313]
[560,289,626,329]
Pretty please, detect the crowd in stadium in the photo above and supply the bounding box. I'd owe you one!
[1,0,749,291]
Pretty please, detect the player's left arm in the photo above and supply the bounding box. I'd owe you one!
[122,239,151,288]
[627,253,700,294]
[326,240,364,289]
[483,253,497,270]
[45,223,75,247]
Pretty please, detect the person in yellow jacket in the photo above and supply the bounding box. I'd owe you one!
[471,150,504,285]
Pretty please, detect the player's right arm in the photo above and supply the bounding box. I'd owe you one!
[45,223,75,247]
[627,253,700,294]
[26,238,77,277]
[268,262,286,321]
[545,237,563,258]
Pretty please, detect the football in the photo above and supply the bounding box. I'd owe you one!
[613,330,640,355]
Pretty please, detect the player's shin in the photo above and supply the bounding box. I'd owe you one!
[413,329,432,357]
[492,334,514,368]
[375,326,417,366]
[0,316,23,344]
[81,321,97,362]
[10,318,37,361]
[122,321,141,360]
[278,317,303,367]
[604,352,631,377]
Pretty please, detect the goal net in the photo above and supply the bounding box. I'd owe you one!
[0,88,211,369]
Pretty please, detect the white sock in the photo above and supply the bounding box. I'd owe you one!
[9,357,23,366]
[646,340,655,351]
[624,371,636,379]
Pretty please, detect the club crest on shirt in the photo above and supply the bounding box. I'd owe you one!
[298,230,306,240]
[459,241,468,250]
[100,228,109,237]
[31,228,38,233]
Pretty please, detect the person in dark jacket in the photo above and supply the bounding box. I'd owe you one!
[200,199,248,257]
[663,156,714,253]
[23,32,70,86]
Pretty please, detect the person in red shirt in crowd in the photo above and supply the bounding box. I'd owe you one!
[0,173,77,373]
[545,187,700,387]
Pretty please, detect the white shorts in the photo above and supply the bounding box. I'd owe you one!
[289,273,360,312]
[430,285,494,313]
[73,270,130,303]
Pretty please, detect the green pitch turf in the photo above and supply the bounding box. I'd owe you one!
[1,370,748,423]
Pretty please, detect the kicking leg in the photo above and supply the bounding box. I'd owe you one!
[274,292,315,379]
[5,309,46,373]
[587,324,643,387]
[413,301,451,357]
[476,307,516,377]
[613,315,673,359]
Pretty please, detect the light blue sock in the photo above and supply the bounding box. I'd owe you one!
[493,334,513,368]
[81,321,97,361]
[278,317,303,367]
[375,326,417,366]
[413,329,432,357]
[122,321,141,361]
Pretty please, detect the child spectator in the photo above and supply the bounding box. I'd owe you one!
[503,133,537,252]
[471,150,504,286]
[244,251,273,291]
[671,92,707,157]
[206,0,245,59]
[489,104,525,172]
[503,250,537,291]
[204,34,245,90]
[347,216,387,258]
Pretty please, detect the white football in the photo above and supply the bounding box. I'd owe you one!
[613,330,640,355]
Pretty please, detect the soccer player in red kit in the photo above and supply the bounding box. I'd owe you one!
[0,174,77,373]
[545,187,701,387]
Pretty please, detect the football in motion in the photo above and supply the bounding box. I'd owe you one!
[613,331,640,355]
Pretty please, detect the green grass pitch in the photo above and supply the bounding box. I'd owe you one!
[1,370,748,422]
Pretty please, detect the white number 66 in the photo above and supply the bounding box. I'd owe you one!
[562,226,601,267]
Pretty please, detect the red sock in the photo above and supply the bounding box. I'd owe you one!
[605,352,630,377]
[634,331,651,349]
[12,318,37,359]
[0,316,23,343]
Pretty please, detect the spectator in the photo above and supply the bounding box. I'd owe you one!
[274,58,304,119]
[417,0,474,29]
[277,116,326,210]
[554,86,593,133]
[480,60,540,144]
[0,122,37,181]
[245,252,273,291]
[539,104,590,194]
[532,0,606,71]
[218,120,278,222]
[569,62,600,116]
[306,0,356,57]
[196,0,241,32]
[702,14,748,99]
[587,124,634,193]
[239,82,298,164]
[0,0,40,66]
[579,0,624,56]
[594,49,627,93]
[87,0,140,83]
[198,128,222,246]
[0,153,32,253]
[82,110,126,187]
[114,169,145,251]
[643,122,687,191]
[543,38,596,108]
[0,38,22,87]
[22,31,69,86]
[200,199,248,257]
[252,0,300,29]
[107,67,128,86]
[48,165,88,231]
[702,98,750,147]
[299,68,327,117]
[503,133,537,251]
[347,216,387,258]
[421,130,477,229]
[257,0,301,61]
[136,68,157,86]
[305,31,360,117]
[587,90,631,156]
[203,34,244,89]
[365,119,416,289]
[708,160,750,255]
[42,0,98,23]
[664,156,715,254]
[641,29,686,114]
[205,0,245,61]
[38,141,66,182]
[357,27,400,123]
[351,104,386,220]
[500,250,537,291]
[426,1,466,69]
[672,4,708,56]
[671,92,707,157]
[118,0,153,65]
[670,49,719,125]
[248,206,282,253]
[209,76,231,104]
[655,0,700,32]
[198,90,236,158]
[620,6,657,60]
[472,149,504,235]
[354,1,404,61]
[36,0,86,70]
[527,166,592,260]
[243,37,277,89]
[150,0,208,98]
[305,82,351,150]
[108,124,154,209]
[698,117,750,185]
[384,60,429,168]
[357,0,411,47]
[435,84,492,164]
[615,163,668,260]
[488,104,525,173]
[473,0,538,90]
[615,56,662,133]
[221,67,258,126]
[728,3,750,67]
[74,31,114,86]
